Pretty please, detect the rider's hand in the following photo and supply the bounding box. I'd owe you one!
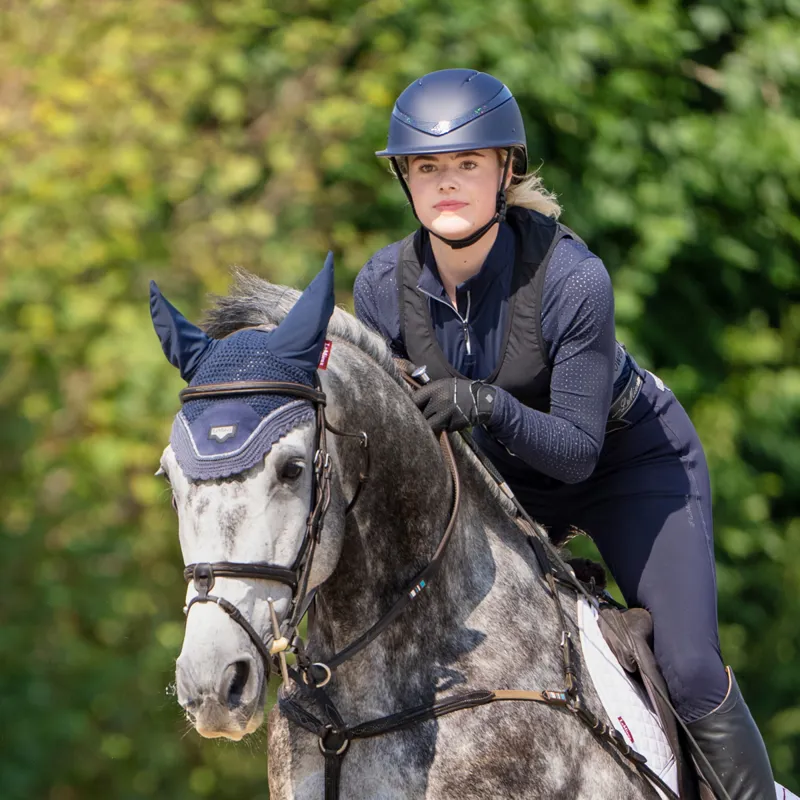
[412,378,497,434]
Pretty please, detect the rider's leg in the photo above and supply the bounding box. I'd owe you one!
[687,666,774,800]
[573,375,773,798]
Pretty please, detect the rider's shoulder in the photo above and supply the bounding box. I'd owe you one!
[544,229,611,300]
[356,238,407,287]
[553,233,602,266]
[510,207,600,265]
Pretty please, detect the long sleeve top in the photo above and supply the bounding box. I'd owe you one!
[353,220,624,485]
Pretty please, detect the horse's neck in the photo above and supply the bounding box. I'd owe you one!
[311,367,557,707]
[311,368,459,668]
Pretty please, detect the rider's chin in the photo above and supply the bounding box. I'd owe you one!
[430,212,472,236]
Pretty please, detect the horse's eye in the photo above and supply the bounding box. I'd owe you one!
[171,494,178,513]
[281,459,305,481]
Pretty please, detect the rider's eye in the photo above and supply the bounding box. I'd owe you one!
[281,459,305,481]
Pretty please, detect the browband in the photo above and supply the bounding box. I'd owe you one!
[179,381,327,405]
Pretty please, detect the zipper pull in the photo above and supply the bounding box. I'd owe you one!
[463,290,472,355]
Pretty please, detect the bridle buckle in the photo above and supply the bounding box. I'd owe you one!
[192,563,215,599]
[314,449,332,475]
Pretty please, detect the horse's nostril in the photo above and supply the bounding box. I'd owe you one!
[226,660,251,708]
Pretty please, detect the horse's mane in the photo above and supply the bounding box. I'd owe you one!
[203,268,516,516]
[202,268,405,386]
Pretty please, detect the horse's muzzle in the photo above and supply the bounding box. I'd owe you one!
[177,653,266,739]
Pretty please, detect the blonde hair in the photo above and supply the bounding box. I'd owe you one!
[391,148,562,219]
[503,149,562,219]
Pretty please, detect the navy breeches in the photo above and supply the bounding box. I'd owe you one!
[504,371,729,723]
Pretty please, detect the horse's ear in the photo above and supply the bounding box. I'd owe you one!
[149,281,218,382]
[266,252,335,372]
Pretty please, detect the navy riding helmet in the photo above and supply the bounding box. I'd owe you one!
[376,68,528,249]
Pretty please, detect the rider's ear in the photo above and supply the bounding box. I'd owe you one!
[266,251,335,372]
[149,281,218,382]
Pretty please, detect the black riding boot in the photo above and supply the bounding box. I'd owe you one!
[686,668,774,800]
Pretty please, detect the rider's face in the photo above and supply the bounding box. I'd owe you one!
[406,149,504,239]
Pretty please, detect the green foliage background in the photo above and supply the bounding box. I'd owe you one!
[1,0,798,797]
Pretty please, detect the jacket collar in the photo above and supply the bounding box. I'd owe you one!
[416,221,515,300]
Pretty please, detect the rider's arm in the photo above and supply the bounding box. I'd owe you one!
[485,245,616,484]
[353,250,409,359]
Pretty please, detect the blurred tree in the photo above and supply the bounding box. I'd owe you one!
[0,0,797,796]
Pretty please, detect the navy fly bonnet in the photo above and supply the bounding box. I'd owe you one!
[150,254,336,480]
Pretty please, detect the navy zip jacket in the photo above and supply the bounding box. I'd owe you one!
[353,219,622,485]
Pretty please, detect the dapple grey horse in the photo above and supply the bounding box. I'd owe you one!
[154,263,660,799]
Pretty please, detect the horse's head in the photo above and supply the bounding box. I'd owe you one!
[152,255,349,740]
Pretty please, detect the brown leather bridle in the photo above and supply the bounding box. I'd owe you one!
[175,374,678,800]
[177,376,464,688]
[179,378,374,675]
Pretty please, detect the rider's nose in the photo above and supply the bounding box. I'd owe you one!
[220,658,253,708]
[437,167,457,187]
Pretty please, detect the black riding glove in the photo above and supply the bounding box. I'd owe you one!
[413,378,497,434]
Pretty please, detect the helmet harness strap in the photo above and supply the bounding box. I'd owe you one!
[390,149,514,251]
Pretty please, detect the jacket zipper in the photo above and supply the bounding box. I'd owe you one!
[419,288,473,356]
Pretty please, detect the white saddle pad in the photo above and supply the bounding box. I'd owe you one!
[578,598,799,800]
[577,598,678,796]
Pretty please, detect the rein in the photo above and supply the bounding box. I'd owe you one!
[176,374,678,800]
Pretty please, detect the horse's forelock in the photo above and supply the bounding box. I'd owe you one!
[202,268,404,386]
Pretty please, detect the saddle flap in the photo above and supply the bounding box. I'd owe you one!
[598,606,699,799]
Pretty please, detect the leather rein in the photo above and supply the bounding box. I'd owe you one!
[177,375,678,800]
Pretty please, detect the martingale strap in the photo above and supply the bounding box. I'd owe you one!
[279,680,679,800]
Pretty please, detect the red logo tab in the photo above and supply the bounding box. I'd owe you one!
[617,716,635,744]
[318,340,333,370]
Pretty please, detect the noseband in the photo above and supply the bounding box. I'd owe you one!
[180,379,370,675]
